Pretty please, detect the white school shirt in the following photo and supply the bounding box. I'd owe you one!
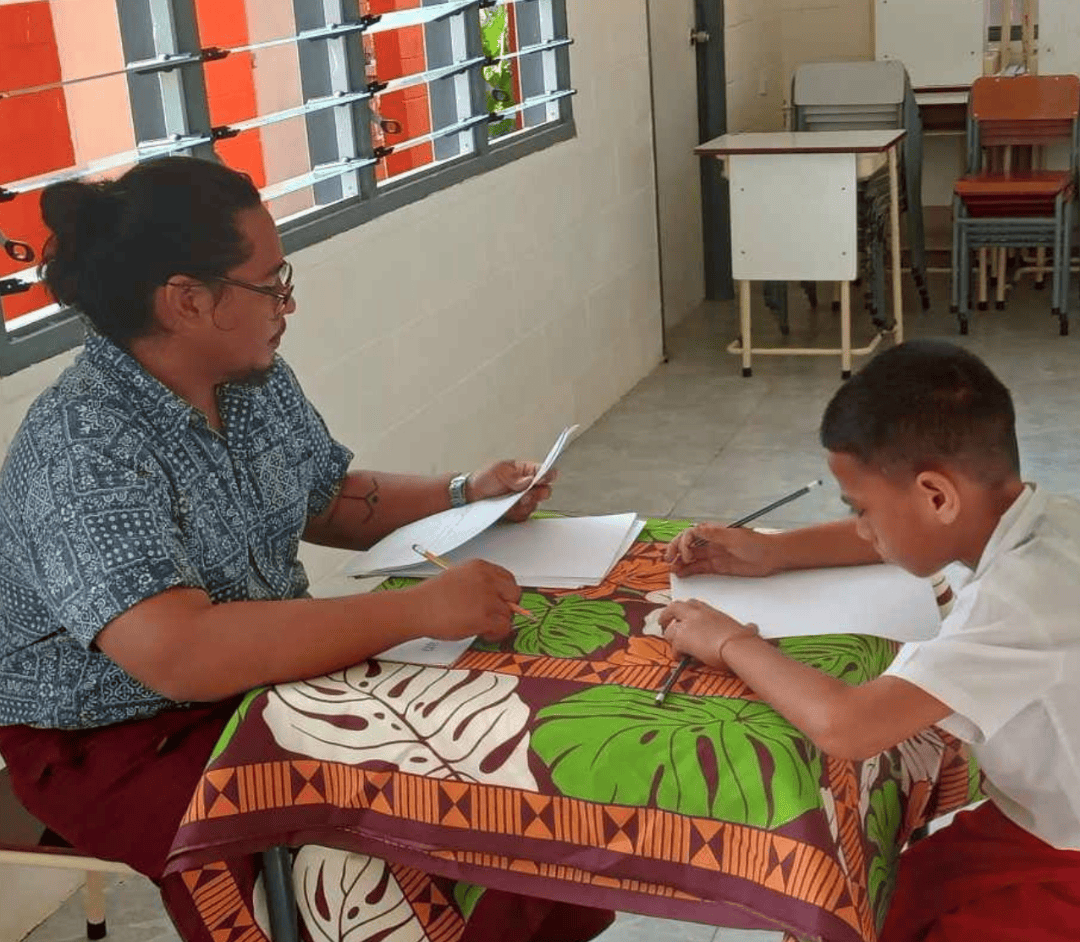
[884,484,1080,850]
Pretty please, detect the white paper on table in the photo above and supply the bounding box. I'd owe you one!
[376,636,474,667]
[670,564,941,644]
[346,425,578,576]
[367,513,643,586]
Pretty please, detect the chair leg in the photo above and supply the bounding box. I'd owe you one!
[83,871,107,940]
[978,247,988,311]
[262,847,300,942]
[995,247,1007,310]
[1036,246,1047,289]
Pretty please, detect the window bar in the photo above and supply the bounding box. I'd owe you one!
[421,0,477,165]
[259,155,379,203]
[378,113,492,158]
[220,90,373,138]
[0,134,213,200]
[292,0,377,204]
[464,1,494,159]
[377,57,488,97]
[114,0,215,161]
[546,0,573,125]
[487,87,574,123]
[367,0,476,35]
[498,36,572,63]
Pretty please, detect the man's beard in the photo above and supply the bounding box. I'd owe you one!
[232,365,274,387]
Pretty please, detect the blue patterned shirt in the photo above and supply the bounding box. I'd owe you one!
[0,335,353,729]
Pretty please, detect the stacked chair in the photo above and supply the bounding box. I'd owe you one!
[764,60,929,333]
[950,74,1080,336]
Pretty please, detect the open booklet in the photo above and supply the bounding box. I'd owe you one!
[670,564,942,644]
[347,425,578,576]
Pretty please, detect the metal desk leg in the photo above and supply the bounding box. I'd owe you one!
[888,146,904,343]
[840,280,852,379]
[261,846,300,942]
[739,280,752,377]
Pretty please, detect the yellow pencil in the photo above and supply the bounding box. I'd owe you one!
[412,543,539,622]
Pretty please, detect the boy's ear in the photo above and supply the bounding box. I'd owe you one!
[913,469,961,525]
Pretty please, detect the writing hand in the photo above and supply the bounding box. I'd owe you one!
[665,523,782,577]
[413,559,522,642]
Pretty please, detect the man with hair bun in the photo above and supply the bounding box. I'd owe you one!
[0,156,612,942]
[661,339,1080,940]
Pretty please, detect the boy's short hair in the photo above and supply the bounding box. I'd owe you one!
[820,339,1020,484]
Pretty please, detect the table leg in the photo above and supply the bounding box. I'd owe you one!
[261,846,300,942]
[841,279,852,379]
[739,280,752,377]
[888,146,904,343]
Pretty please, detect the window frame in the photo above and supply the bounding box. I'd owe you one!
[0,0,575,376]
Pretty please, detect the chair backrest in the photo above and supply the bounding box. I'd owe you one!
[792,61,906,131]
[970,74,1080,148]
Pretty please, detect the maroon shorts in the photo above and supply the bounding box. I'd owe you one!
[0,700,241,880]
[0,704,613,942]
[881,800,1080,942]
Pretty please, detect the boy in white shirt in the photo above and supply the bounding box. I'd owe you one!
[660,339,1080,941]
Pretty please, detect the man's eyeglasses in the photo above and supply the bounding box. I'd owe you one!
[213,261,294,315]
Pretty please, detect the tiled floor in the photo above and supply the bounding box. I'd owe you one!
[21,270,1080,942]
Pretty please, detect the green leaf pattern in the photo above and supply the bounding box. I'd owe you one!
[532,686,822,829]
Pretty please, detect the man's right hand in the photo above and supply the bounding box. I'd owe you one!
[665,524,785,578]
[412,559,522,641]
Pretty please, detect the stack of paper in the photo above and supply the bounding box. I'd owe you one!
[347,425,578,576]
[670,564,941,644]
[360,513,644,588]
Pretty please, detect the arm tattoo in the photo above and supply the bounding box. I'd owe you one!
[341,474,381,524]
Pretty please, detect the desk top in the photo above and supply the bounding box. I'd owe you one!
[697,129,906,157]
[162,519,979,942]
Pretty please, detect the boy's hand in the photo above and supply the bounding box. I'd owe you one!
[665,524,784,577]
[659,599,759,668]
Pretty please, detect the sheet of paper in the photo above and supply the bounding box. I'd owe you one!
[376,636,474,667]
[347,425,578,576]
[670,564,941,643]
[359,514,644,588]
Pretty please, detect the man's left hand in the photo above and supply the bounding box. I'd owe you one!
[466,460,557,522]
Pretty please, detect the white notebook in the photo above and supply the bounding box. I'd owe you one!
[670,564,941,644]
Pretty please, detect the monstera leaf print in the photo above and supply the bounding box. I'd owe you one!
[637,518,692,543]
[866,780,902,929]
[532,686,821,828]
[778,634,897,685]
[263,662,538,789]
[253,846,426,942]
[492,593,630,657]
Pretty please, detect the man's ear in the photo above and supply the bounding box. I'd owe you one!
[155,276,211,334]
[913,469,961,525]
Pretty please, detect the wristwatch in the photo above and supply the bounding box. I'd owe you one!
[449,473,470,508]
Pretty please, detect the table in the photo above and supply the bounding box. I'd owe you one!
[696,130,907,379]
[161,519,978,942]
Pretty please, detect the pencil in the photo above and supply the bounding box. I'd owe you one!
[411,543,539,622]
[655,479,823,706]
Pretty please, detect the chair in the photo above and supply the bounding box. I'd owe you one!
[1,764,301,942]
[950,74,1080,336]
[764,60,930,332]
[0,764,134,939]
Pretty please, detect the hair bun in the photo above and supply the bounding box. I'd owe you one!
[39,179,122,307]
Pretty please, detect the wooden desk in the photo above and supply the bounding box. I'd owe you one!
[160,518,978,942]
[696,130,907,379]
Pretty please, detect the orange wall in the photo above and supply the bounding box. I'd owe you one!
[0,1,75,321]
[194,0,267,188]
